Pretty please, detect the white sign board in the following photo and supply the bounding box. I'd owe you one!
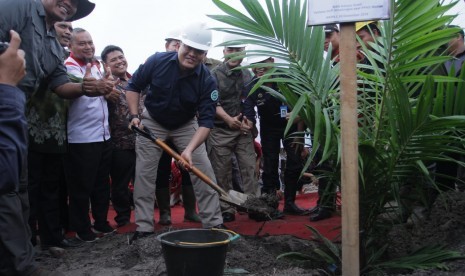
[307,0,391,26]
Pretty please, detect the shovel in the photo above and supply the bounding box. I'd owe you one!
[131,125,251,211]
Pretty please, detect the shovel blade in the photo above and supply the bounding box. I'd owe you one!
[228,190,249,204]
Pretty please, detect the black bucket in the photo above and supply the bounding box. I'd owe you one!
[157,228,239,276]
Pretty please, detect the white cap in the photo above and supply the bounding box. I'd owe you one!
[179,22,212,51]
[222,32,247,48]
[246,45,273,64]
[165,28,182,41]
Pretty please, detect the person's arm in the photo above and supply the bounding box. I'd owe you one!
[53,82,86,99]
[55,63,113,99]
[0,30,27,193]
[182,72,217,167]
[126,90,141,128]
[216,105,242,129]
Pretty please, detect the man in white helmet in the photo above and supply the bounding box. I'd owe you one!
[164,28,181,52]
[207,33,258,222]
[244,46,310,217]
[126,22,224,242]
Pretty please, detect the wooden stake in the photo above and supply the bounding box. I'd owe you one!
[339,22,359,276]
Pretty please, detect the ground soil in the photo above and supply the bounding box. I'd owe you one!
[37,190,465,276]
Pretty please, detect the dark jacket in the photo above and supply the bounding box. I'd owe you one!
[0,84,28,194]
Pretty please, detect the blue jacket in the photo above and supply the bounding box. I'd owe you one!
[127,51,218,129]
[0,84,27,194]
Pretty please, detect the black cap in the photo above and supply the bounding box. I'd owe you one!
[66,0,95,22]
[324,24,339,33]
[448,25,464,37]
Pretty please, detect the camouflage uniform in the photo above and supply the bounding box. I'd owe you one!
[207,63,258,215]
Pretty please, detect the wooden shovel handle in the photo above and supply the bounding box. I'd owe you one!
[131,125,229,198]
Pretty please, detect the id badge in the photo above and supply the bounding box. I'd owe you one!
[280,105,288,118]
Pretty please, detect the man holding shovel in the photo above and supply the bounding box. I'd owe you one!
[126,22,224,242]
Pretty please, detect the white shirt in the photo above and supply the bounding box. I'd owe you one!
[65,56,110,143]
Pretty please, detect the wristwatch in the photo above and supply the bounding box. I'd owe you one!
[128,114,140,122]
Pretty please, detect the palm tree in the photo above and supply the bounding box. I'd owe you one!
[210,0,465,273]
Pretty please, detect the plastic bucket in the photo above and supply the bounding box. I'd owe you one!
[157,228,239,276]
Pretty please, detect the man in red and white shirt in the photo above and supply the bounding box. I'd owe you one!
[64,28,115,242]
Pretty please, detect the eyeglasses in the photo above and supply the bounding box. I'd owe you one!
[182,43,207,56]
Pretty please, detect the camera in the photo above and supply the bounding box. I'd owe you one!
[0,42,9,55]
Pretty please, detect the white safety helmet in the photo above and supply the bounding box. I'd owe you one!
[222,32,247,48]
[165,28,182,41]
[246,45,273,64]
[179,22,212,51]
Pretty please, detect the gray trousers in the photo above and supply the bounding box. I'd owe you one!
[134,111,222,231]
[208,126,259,214]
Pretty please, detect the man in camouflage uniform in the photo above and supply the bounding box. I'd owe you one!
[207,35,258,222]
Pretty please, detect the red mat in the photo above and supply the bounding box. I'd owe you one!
[112,192,341,241]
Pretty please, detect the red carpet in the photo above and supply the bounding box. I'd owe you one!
[112,192,341,241]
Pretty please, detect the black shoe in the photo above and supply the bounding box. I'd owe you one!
[283,203,310,216]
[93,223,116,236]
[222,212,236,222]
[158,214,172,226]
[309,208,332,222]
[129,231,154,245]
[184,213,201,223]
[41,237,84,250]
[117,221,131,228]
[60,237,85,248]
[211,224,228,230]
[308,205,320,214]
[76,231,99,243]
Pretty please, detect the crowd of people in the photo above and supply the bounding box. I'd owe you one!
[1,0,464,275]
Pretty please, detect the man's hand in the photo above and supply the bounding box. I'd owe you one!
[82,64,114,96]
[285,111,301,124]
[128,117,141,130]
[180,150,193,170]
[240,115,253,135]
[0,30,26,86]
[105,87,121,103]
[226,113,243,130]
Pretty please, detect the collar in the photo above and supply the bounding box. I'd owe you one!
[117,72,132,82]
[36,0,46,20]
[69,52,101,69]
[225,63,242,77]
[171,52,202,76]
[455,49,465,59]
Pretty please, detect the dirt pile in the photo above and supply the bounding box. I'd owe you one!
[36,190,465,275]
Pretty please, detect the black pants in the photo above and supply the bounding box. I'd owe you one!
[282,136,303,181]
[260,127,302,193]
[313,151,336,210]
[64,141,112,235]
[156,141,193,190]
[110,149,134,225]
[27,150,66,247]
[0,189,36,275]
[435,153,460,191]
